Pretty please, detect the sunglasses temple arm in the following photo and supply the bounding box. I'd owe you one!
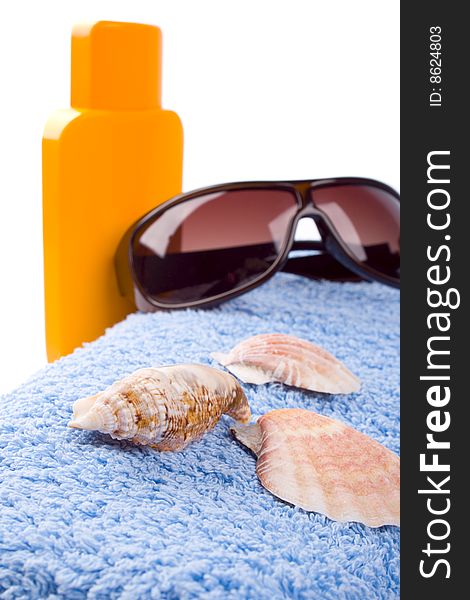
[281,253,362,282]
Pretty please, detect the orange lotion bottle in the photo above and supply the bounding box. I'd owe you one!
[43,21,183,361]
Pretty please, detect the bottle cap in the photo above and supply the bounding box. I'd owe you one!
[71,21,162,110]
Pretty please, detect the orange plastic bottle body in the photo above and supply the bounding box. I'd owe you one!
[42,22,183,361]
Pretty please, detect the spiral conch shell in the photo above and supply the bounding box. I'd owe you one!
[212,334,360,394]
[232,409,400,527]
[69,364,251,451]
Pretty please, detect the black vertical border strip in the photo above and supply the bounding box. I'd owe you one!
[401,2,466,597]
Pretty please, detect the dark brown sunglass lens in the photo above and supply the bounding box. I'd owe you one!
[311,184,400,279]
[133,189,298,305]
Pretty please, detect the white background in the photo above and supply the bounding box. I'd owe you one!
[0,0,399,395]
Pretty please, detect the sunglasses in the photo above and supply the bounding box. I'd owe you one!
[115,177,400,311]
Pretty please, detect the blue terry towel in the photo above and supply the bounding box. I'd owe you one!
[0,274,399,599]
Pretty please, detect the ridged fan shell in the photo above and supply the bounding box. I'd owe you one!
[212,333,360,394]
[232,408,400,527]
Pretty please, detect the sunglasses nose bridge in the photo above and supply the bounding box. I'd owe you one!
[289,209,326,251]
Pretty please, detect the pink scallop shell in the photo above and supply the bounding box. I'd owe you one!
[212,333,360,394]
[232,408,400,527]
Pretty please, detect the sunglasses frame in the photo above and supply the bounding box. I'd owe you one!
[115,177,400,310]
